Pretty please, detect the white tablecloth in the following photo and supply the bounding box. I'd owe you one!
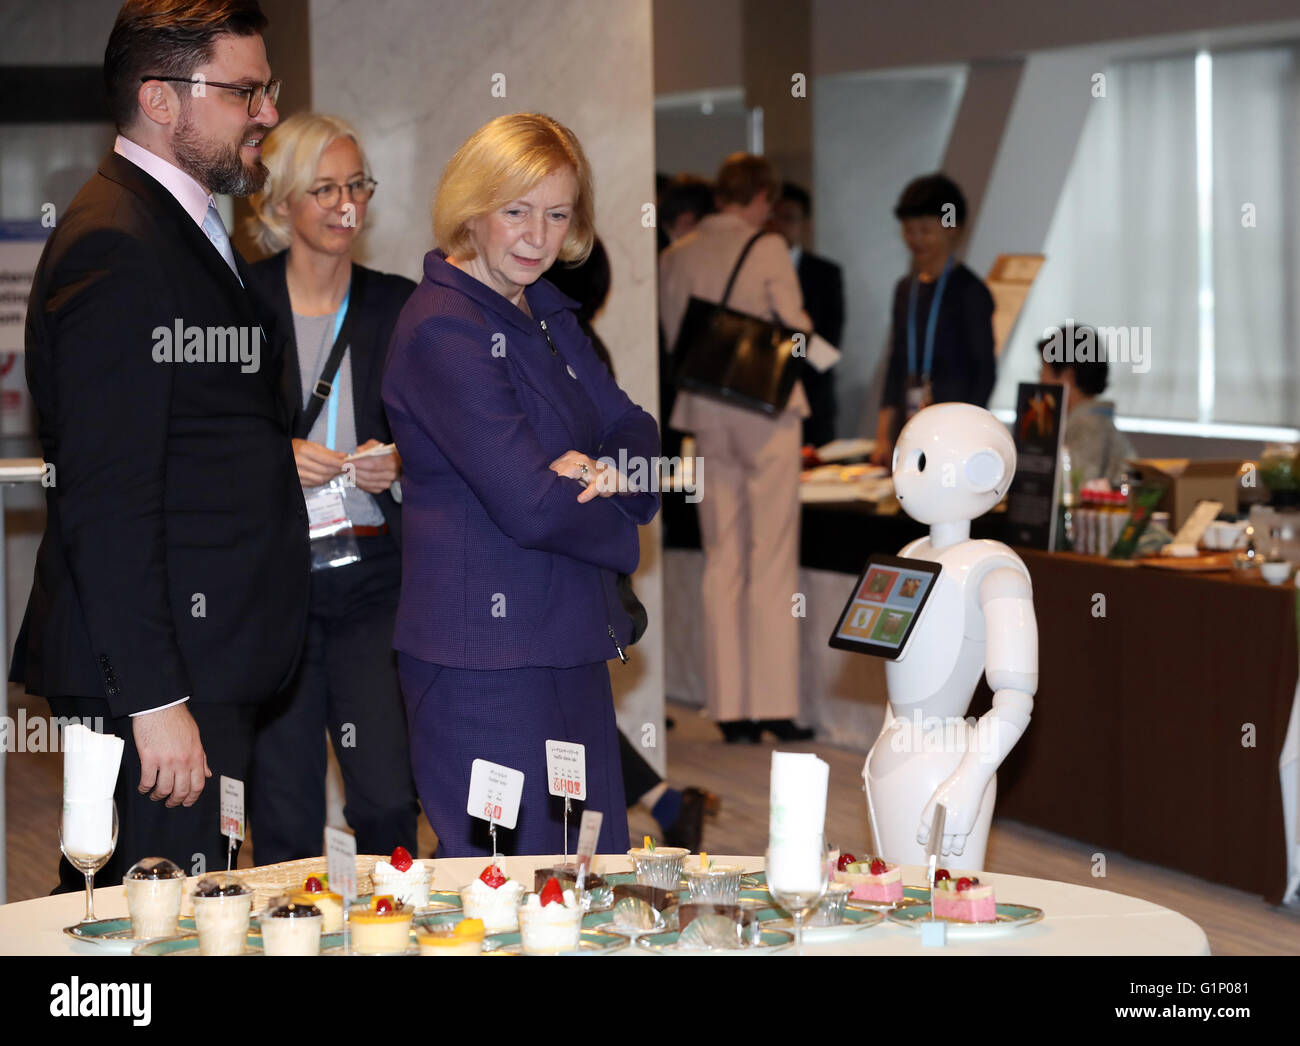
[0,855,1210,956]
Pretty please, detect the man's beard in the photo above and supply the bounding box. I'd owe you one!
[172,105,267,197]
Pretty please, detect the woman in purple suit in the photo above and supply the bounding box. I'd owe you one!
[383,113,659,857]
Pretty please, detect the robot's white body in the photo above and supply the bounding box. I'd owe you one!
[861,405,1039,869]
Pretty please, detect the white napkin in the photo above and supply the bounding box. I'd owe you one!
[61,724,123,856]
[767,751,829,892]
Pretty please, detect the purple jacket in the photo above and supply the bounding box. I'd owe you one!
[382,250,660,669]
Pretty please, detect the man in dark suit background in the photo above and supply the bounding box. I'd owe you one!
[769,181,846,448]
[12,0,309,886]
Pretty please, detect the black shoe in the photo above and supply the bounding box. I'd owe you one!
[758,718,815,742]
[719,720,762,744]
[664,786,717,851]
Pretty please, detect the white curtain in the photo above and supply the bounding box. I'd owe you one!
[995,45,1300,430]
[1211,45,1300,427]
[992,56,1200,422]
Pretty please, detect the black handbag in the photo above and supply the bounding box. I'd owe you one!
[671,231,806,416]
[617,572,648,646]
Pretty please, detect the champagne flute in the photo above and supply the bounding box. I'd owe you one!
[60,799,118,923]
[766,832,828,955]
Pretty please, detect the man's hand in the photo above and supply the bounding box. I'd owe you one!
[293,438,347,487]
[133,703,211,808]
[350,438,402,494]
[549,450,626,503]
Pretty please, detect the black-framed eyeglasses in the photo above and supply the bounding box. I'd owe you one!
[141,75,281,117]
[305,178,378,209]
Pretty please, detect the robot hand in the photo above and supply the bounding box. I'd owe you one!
[916,764,993,857]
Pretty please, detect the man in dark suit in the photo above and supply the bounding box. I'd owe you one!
[769,182,846,448]
[12,0,309,886]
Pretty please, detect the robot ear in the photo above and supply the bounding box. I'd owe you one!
[964,449,1006,493]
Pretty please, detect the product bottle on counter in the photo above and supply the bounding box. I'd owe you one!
[1076,490,1093,555]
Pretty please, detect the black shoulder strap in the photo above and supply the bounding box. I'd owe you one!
[719,231,769,308]
[296,265,368,440]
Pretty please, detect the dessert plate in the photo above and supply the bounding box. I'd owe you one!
[887,902,1044,937]
[356,890,462,914]
[582,909,667,937]
[636,926,793,954]
[65,916,196,948]
[844,885,930,912]
[760,906,883,943]
[481,928,628,955]
[133,932,265,956]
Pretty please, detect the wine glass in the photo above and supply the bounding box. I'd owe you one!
[60,800,118,923]
[766,833,828,955]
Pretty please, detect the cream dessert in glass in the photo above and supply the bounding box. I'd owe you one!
[191,875,253,956]
[123,857,185,939]
[516,878,583,954]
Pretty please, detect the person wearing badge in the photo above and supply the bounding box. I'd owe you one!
[244,112,420,863]
[871,173,996,467]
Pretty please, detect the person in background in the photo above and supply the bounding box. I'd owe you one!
[384,113,660,856]
[657,173,715,252]
[768,181,845,449]
[547,238,720,850]
[659,152,815,745]
[871,173,995,467]
[244,112,420,863]
[1038,323,1137,486]
[657,174,716,458]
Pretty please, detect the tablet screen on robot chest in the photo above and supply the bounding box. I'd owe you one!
[827,553,942,660]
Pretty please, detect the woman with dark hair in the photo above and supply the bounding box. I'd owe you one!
[1038,323,1136,486]
[871,173,996,467]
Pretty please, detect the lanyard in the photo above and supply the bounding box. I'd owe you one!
[906,256,953,381]
[323,287,350,451]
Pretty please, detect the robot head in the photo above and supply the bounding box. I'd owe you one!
[891,403,1017,525]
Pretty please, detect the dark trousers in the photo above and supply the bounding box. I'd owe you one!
[51,696,258,891]
[400,654,631,858]
[618,730,661,807]
[250,537,419,863]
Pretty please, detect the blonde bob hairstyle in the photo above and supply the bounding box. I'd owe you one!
[433,113,595,265]
[246,112,372,255]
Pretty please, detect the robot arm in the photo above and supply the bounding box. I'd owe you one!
[917,566,1037,856]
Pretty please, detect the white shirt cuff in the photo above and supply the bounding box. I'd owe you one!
[129,696,190,717]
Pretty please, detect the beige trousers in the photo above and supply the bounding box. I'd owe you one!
[693,407,803,722]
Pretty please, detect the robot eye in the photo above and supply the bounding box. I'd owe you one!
[917,451,927,472]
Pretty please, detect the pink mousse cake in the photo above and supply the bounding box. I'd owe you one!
[931,873,996,922]
[834,858,903,903]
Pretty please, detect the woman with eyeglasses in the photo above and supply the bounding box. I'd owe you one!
[243,112,420,864]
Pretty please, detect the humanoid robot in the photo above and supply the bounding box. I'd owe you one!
[862,403,1038,869]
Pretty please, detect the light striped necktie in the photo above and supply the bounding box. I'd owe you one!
[201,197,242,283]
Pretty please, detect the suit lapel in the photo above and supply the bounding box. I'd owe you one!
[98,151,258,329]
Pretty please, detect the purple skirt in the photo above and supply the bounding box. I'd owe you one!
[398,654,631,858]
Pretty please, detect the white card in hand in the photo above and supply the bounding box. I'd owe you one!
[467,759,524,830]
[219,776,245,841]
[545,740,586,801]
[806,333,842,373]
[325,826,358,904]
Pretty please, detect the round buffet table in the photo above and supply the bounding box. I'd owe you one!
[0,854,1210,956]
